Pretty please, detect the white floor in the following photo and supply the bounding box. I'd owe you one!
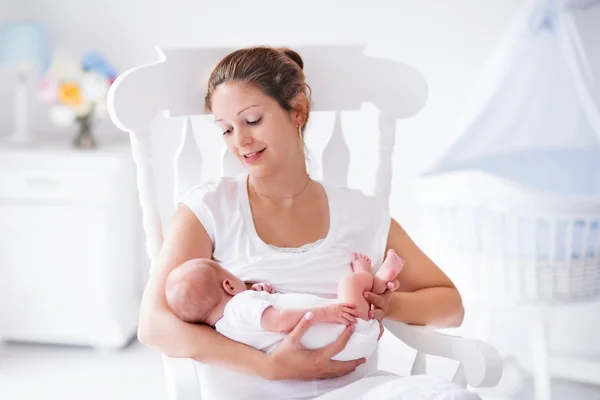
[1,339,599,400]
[0,340,166,400]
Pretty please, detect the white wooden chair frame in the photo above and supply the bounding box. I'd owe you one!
[107,45,503,400]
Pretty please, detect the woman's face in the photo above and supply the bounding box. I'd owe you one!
[210,82,302,178]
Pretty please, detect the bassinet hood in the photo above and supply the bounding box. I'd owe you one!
[424,0,600,195]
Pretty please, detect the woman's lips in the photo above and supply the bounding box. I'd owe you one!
[243,148,265,164]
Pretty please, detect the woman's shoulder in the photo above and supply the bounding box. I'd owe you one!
[323,180,387,213]
[180,174,244,207]
[177,174,245,239]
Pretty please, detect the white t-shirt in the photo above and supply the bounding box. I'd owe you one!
[179,172,391,400]
[215,290,380,362]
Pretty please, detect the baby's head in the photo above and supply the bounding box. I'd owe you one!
[165,258,246,326]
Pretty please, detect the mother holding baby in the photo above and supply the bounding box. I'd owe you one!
[137,46,479,400]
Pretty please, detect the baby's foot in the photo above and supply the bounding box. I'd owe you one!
[372,250,405,294]
[351,252,371,273]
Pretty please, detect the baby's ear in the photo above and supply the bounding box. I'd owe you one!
[222,279,236,296]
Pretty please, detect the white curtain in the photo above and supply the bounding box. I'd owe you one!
[425,0,600,194]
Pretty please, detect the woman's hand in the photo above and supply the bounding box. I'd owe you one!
[386,279,400,292]
[364,278,399,321]
[365,280,399,340]
[363,290,394,324]
[265,312,366,381]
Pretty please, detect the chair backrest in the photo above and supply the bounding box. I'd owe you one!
[107,45,428,269]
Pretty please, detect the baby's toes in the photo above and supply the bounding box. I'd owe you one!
[357,252,370,262]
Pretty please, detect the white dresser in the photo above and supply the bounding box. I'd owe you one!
[0,139,145,349]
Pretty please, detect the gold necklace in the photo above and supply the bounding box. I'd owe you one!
[249,175,311,199]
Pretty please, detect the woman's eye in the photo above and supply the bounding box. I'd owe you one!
[248,117,262,126]
[222,129,231,136]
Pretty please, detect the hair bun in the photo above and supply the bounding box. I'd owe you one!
[280,48,304,70]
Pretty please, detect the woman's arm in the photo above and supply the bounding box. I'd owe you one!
[138,204,364,380]
[137,205,270,376]
[366,218,464,328]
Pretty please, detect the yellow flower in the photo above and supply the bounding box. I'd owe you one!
[58,82,83,107]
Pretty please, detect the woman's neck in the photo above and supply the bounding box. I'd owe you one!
[249,164,311,200]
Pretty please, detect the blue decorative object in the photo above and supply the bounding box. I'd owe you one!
[0,20,52,147]
[0,20,51,73]
[81,50,118,79]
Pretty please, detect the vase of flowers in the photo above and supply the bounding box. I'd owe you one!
[38,51,117,149]
[74,104,96,148]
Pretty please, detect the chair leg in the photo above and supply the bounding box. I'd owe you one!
[530,306,551,400]
[479,305,524,398]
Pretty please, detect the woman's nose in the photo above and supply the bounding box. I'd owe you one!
[233,127,252,148]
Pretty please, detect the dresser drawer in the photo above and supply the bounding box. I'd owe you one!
[0,168,113,203]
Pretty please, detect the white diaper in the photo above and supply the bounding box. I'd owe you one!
[215,290,380,361]
[301,318,380,361]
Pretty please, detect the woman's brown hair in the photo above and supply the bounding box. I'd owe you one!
[205,46,312,135]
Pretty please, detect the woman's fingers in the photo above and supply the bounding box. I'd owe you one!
[377,320,385,340]
[364,292,388,321]
[286,312,315,345]
[369,308,384,322]
[363,292,384,309]
[320,324,355,359]
[318,359,365,379]
[387,280,400,292]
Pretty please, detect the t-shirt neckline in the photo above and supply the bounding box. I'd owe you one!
[238,172,337,255]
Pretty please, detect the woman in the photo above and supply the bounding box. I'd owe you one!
[137,46,478,400]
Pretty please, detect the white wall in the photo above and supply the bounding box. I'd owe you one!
[0,0,24,136]
[6,0,600,364]
[0,0,19,18]
[9,0,526,225]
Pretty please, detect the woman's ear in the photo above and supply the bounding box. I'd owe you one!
[222,279,236,296]
[291,92,308,127]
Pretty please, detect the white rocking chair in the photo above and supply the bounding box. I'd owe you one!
[107,45,503,400]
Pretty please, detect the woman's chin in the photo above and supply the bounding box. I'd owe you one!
[245,165,277,179]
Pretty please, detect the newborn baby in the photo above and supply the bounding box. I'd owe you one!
[165,250,404,361]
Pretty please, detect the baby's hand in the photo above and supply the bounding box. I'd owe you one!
[315,303,359,326]
[251,282,275,294]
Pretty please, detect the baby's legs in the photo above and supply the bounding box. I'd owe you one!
[337,271,372,321]
[372,249,404,294]
[337,251,405,320]
[348,250,405,294]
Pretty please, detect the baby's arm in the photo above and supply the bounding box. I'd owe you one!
[261,304,359,333]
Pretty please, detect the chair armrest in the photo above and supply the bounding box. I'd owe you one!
[162,355,202,400]
[383,320,503,388]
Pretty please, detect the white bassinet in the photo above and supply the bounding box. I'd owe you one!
[413,0,600,399]
[416,149,600,305]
